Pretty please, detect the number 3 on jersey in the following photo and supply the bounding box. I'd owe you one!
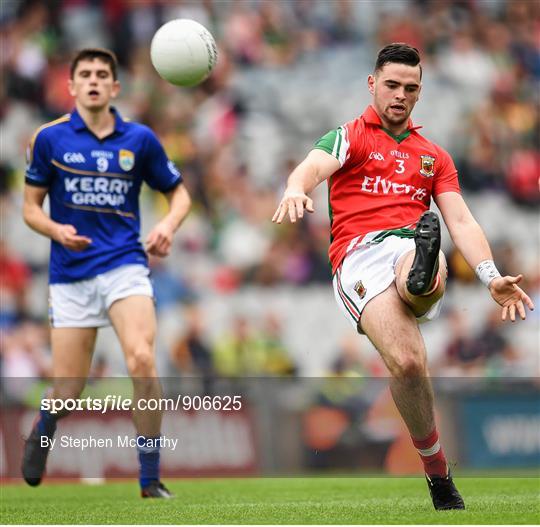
[395,159,405,174]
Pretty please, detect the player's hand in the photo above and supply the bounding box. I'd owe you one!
[489,275,535,322]
[272,189,314,224]
[145,221,174,257]
[54,224,92,251]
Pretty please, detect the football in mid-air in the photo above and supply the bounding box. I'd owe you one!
[150,19,218,87]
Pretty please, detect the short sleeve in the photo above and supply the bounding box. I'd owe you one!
[313,120,367,169]
[143,129,182,192]
[432,146,461,196]
[25,130,53,187]
[313,127,351,167]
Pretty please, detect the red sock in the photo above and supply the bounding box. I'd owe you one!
[412,428,448,477]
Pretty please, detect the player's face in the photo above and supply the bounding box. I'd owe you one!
[68,59,120,111]
[368,63,421,132]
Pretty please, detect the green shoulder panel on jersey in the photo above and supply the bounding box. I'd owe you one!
[313,127,350,166]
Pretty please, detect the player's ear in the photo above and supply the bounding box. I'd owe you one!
[111,80,121,99]
[416,83,422,102]
[68,78,76,97]
[367,74,375,95]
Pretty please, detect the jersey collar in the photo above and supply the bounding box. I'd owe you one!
[69,106,127,134]
[362,105,422,132]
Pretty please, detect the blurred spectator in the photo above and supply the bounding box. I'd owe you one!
[258,1,298,66]
[213,315,265,376]
[148,255,195,312]
[1,318,51,403]
[491,241,520,278]
[252,312,296,376]
[331,334,386,378]
[169,303,214,391]
[377,12,424,54]
[438,309,483,375]
[42,51,72,117]
[0,239,31,328]
[437,28,497,92]
[506,150,540,206]
[2,0,52,106]
[439,307,520,377]
[447,248,475,285]
[472,307,520,376]
[223,3,265,65]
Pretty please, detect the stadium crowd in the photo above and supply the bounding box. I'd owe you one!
[0,0,538,389]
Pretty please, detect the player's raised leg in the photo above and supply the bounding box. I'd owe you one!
[22,328,97,486]
[108,295,171,498]
[395,250,447,317]
[360,285,464,510]
[396,211,447,316]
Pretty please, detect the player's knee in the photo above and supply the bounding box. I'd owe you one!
[126,346,156,377]
[389,352,426,378]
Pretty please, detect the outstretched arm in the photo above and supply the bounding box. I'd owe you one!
[23,185,92,251]
[272,149,340,224]
[145,183,191,257]
[435,191,534,321]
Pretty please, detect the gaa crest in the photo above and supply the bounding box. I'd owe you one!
[419,155,435,177]
[354,280,366,300]
[119,149,135,171]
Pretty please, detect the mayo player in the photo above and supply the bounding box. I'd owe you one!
[273,43,534,510]
[22,48,191,498]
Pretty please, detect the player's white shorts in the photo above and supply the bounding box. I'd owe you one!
[332,230,443,333]
[49,264,154,328]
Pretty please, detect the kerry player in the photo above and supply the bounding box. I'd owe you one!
[22,48,191,498]
[273,43,534,510]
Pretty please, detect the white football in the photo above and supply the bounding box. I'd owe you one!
[150,19,218,87]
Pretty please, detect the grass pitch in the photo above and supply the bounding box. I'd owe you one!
[1,476,539,524]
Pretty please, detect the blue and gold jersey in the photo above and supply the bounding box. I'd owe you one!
[26,108,182,284]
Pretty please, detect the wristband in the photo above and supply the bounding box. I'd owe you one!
[475,260,501,287]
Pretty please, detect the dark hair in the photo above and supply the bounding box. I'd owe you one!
[375,43,422,80]
[70,48,118,80]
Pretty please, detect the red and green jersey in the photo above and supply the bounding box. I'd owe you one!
[314,105,460,274]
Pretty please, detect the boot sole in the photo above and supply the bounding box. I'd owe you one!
[406,211,441,296]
